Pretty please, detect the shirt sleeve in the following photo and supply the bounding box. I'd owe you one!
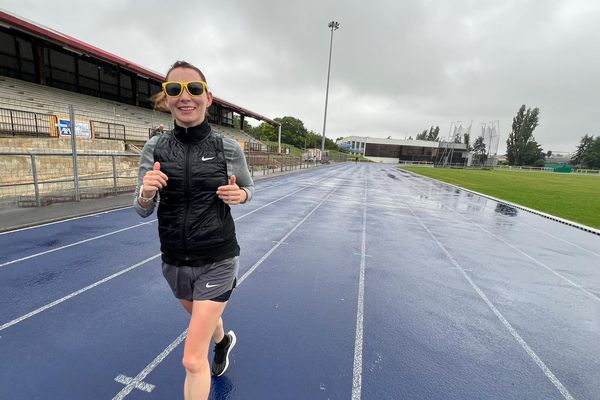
[133,135,160,217]
[223,137,255,203]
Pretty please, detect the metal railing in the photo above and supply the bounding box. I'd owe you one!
[0,152,139,207]
[0,149,343,208]
[90,120,127,141]
[0,107,54,137]
[244,150,323,176]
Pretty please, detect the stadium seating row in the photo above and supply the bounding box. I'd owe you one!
[0,76,268,152]
[0,75,171,142]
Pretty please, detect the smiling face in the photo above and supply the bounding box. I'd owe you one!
[163,67,213,128]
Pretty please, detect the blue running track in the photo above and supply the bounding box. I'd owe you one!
[1,164,599,399]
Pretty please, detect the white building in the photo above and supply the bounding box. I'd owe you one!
[336,136,468,164]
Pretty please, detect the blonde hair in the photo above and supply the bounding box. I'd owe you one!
[151,91,169,112]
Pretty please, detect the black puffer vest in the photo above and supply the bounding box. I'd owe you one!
[153,120,238,264]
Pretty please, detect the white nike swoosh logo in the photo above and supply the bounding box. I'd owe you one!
[201,156,215,161]
[206,283,221,288]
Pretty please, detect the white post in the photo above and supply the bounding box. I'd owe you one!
[278,124,282,154]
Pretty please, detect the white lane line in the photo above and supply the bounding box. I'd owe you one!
[235,166,347,222]
[0,172,348,331]
[236,186,318,222]
[114,374,155,393]
[112,185,340,400]
[352,172,368,400]
[522,223,600,258]
[402,178,600,303]
[238,185,338,284]
[252,163,346,193]
[0,220,157,268]
[0,206,133,235]
[112,329,188,400]
[0,254,161,332]
[405,205,575,400]
[417,189,600,258]
[465,220,600,303]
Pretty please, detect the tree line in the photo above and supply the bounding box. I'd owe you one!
[571,135,600,169]
[234,116,338,151]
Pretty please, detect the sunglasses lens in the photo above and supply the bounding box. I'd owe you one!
[187,82,205,96]
[164,83,182,96]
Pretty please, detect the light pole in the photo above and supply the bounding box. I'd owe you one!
[321,20,340,155]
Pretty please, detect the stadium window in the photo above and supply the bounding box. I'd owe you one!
[137,79,151,108]
[99,65,119,100]
[365,143,401,158]
[79,76,99,96]
[0,30,19,78]
[78,59,98,78]
[119,72,134,104]
[16,38,35,82]
[77,59,100,96]
[0,55,19,78]
[44,48,77,91]
[220,108,233,127]
[149,82,161,98]
[208,104,218,123]
[0,30,16,56]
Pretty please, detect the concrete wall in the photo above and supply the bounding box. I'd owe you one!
[0,137,125,153]
[0,137,139,203]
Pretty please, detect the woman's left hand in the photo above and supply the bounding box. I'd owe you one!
[217,175,247,205]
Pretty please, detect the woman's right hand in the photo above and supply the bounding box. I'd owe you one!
[142,161,168,197]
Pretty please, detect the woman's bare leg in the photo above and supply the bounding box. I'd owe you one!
[182,300,227,400]
[180,299,225,344]
[212,317,225,343]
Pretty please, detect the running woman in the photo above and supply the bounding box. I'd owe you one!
[134,60,253,399]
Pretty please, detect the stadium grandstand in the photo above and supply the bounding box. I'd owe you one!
[336,135,468,165]
[0,10,311,208]
[0,10,278,144]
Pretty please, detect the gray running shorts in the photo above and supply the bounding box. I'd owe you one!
[161,256,239,302]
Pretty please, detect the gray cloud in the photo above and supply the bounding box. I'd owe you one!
[3,0,599,153]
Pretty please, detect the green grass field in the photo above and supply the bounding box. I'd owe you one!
[400,167,600,229]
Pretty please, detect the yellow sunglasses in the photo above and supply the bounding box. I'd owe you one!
[162,81,208,97]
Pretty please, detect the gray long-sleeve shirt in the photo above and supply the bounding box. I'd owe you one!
[133,132,254,217]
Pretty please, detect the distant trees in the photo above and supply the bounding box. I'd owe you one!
[506,105,545,166]
[472,136,487,164]
[416,126,440,141]
[463,133,471,151]
[245,116,338,150]
[571,135,594,167]
[585,138,600,168]
[572,135,600,169]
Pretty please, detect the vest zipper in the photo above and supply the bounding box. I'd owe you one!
[182,138,192,252]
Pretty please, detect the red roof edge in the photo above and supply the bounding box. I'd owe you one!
[0,9,164,81]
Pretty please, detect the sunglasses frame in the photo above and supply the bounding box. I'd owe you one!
[162,81,208,97]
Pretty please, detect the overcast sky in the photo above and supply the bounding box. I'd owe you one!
[3,0,600,154]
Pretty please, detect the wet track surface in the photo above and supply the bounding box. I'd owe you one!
[1,163,599,399]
